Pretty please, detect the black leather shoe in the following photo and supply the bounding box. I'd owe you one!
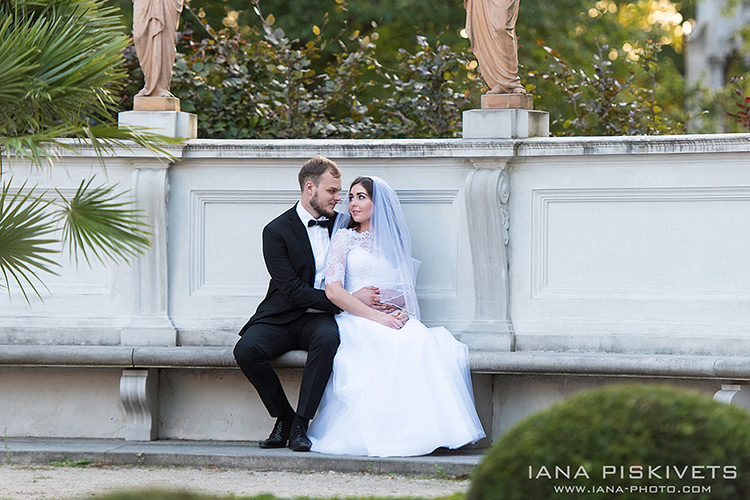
[259,419,291,448]
[288,425,312,452]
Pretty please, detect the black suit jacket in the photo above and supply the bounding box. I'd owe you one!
[238,204,341,335]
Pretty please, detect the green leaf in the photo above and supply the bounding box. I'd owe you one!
[0,178,60,303]
[55,178,151,267]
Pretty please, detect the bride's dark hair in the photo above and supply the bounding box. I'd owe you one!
[346,176,374,230]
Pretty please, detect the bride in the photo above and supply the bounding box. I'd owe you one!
[307,176,485,457]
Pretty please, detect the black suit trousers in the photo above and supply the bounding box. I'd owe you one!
[233,313,340,420]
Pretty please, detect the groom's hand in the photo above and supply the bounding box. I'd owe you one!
[376,303,399,313]
[352,286,380,307]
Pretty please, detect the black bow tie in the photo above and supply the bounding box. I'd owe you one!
[308,218,331,228]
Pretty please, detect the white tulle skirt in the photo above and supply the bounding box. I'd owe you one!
[308,312,486,457]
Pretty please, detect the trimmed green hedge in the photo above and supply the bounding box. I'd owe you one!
[468,384,750,500]
[91,491,464,500]
[90,492,227,500]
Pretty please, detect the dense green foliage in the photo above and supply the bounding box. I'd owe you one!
[120,8,482,139]
[468,384,750,500]
[107,0,728,137]
[88,490,465,500]
[530,39,689,135]
[109,0,471,72]
[521,0,695,125]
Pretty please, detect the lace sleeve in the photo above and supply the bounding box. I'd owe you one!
[324,229,350,286]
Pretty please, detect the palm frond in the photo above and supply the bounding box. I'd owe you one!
[0,0,177,301]
[82,124,183,162]
[0,16,40,105]
[56,178,151,266]
[0,179,60,302]
[0,125,81,169]
[0,0,181,166]
[0,124,182,172]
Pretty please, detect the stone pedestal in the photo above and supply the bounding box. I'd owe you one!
[134,96,181,112]
[462,109,549,139]
[481,93,534,110]
[119,110,197,139]
[464,92,549,139]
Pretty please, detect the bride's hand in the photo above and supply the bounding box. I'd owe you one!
[375,310,407,329]
[391,310,408,324]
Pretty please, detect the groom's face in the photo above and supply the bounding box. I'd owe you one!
[308,170,342,218]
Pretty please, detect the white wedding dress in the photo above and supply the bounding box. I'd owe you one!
[308,229,485,457]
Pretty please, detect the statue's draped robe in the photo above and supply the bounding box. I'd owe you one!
[133,0,183,97]
[465,0,524,93]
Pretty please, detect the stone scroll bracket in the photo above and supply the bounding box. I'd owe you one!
[463,158,514,351]
[714,383,750,410]
[120,369,159,441]
[121,163,177,347]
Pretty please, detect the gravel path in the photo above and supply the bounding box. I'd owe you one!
[0,464,468,499]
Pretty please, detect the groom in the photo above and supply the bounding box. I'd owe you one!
[234,156,378,452]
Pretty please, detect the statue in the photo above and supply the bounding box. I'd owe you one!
[464,0,526,95]
[133,0,184,98]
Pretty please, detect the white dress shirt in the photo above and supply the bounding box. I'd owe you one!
[296,201,331,290]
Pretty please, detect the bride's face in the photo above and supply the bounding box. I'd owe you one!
[348,183,373,225]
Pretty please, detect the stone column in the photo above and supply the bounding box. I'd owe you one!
[120,162,177,346]
[463,158,514,351]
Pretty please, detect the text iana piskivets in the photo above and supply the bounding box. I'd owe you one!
[528,465,737,480]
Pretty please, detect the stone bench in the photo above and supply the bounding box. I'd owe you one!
[2,345,750,440]
[5,344,750,380]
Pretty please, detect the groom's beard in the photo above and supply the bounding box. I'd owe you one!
[310,192,336,218]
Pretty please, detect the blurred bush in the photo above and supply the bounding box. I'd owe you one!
[528,40,691,135]
[726,75,750,130]
[369,36,483,138]
[92,492,227,500]
[120,3,482,139]
[92,490,465,500]
[468,384,750,500]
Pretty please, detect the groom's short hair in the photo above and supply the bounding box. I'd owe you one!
[298,156,341,190]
